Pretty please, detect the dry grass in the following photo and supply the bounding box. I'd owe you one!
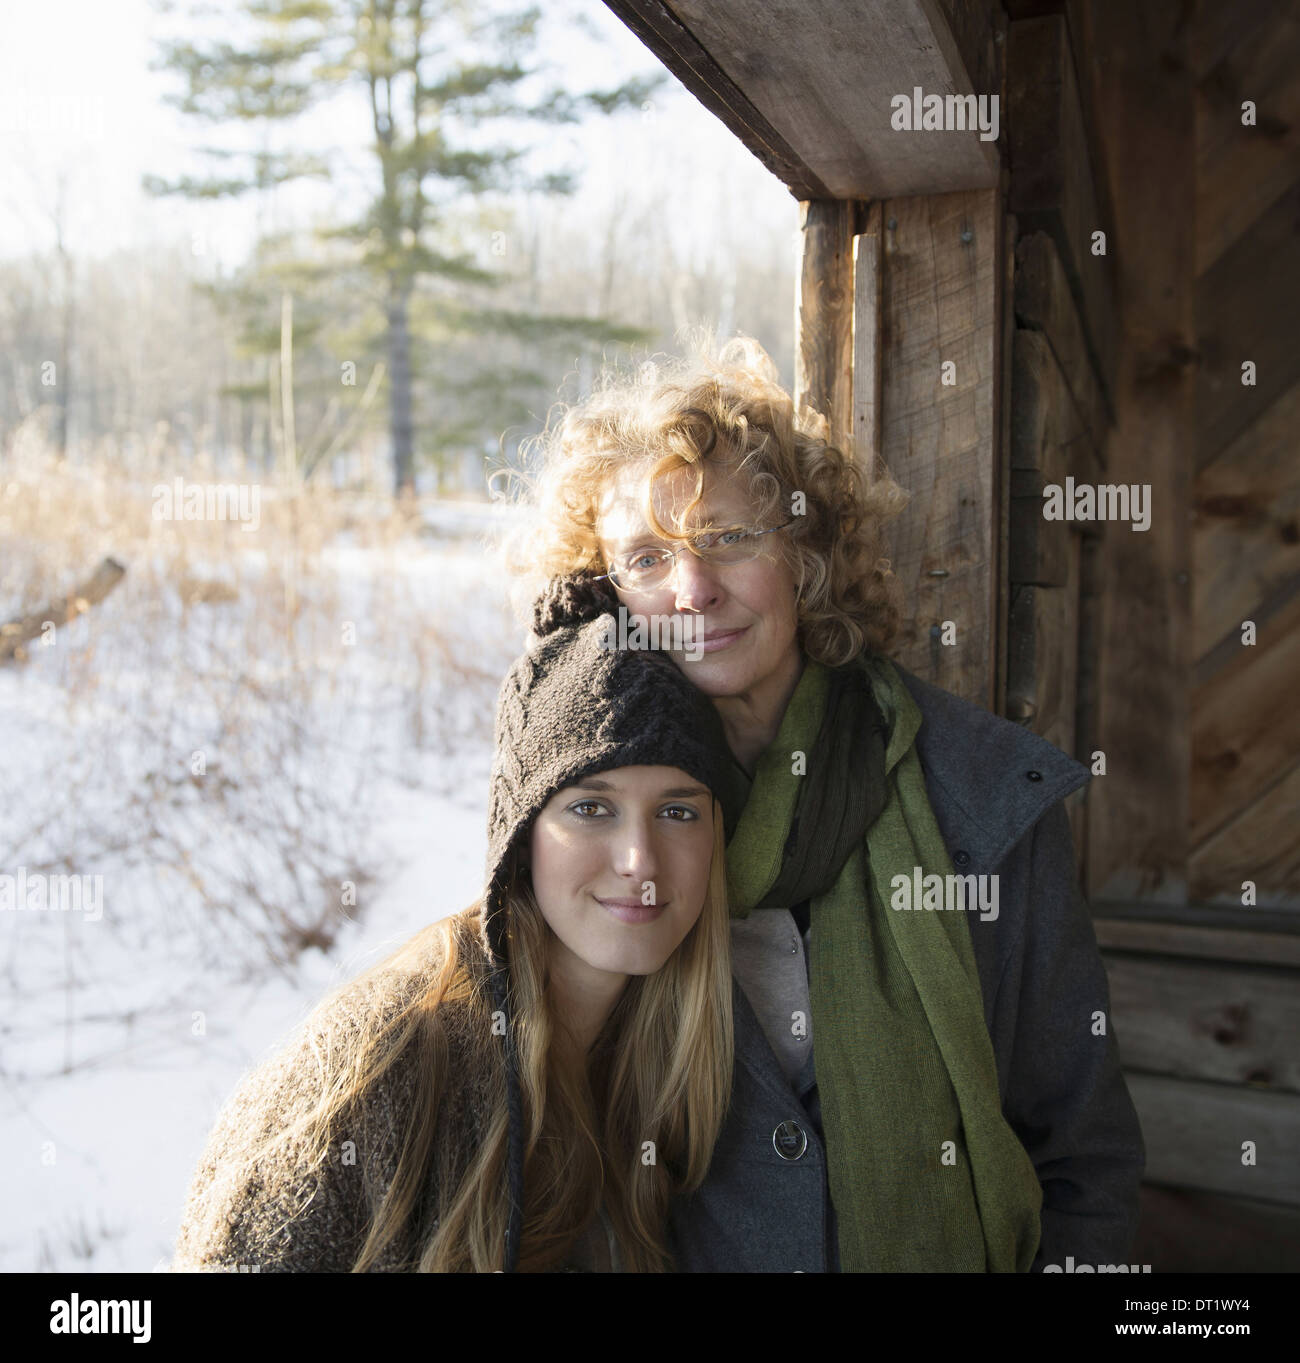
[0,420,512,975]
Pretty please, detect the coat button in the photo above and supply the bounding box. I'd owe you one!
[1026,770,1042,781]
[953,849,970,867]
[773,1119,808,1161]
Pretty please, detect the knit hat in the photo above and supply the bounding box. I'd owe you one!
[481,569,745,1270]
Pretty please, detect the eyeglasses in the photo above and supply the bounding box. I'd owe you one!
[596,518,795,593]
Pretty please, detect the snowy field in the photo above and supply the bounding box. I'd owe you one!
[0,493,534,1271]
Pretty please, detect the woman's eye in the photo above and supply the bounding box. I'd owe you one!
[629,551,661,571]
[569,800,608,818]
[719,528,747,546]
[660,804,699,821]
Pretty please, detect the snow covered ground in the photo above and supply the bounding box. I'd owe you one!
[0,503,535,1271]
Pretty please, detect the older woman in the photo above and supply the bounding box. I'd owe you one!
[513,334,1145,1273]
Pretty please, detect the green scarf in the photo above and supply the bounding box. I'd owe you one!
[726,652,1042,1271]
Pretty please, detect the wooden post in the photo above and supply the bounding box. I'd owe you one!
[794,200,856,458]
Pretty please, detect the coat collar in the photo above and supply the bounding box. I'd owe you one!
[894,664,1090,875]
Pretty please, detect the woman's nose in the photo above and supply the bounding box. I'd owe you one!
[672,551,723,613]
[613,821,660,884]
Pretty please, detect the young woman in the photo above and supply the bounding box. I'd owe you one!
[509,332,1145,1273]
[171,574,743,1273]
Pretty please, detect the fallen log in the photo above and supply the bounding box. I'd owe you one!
[0,555,126,663]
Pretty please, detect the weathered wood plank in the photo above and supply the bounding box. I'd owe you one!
[851,203,885,478]
[1007,13,1118,410]
[1105,953,1300,1092]
[1186,0,1293,82]
[1006,536,1079,755]
[1134,1183,1300,1272]
[1190,586,1300,846]
[1008,327,1105,586]
[1189,761,1300,907]
[1085,0,1194,905]
[878,189,1002,707]
[1194,3,1300,275]
[1195,175,1300,468]
[1192,373,1300,659]
[1013,232,1112,456]
[795,199,857,461]
[1125,1071,1300,1206]
[1093,903,1300,968]
[640,0,1002,198]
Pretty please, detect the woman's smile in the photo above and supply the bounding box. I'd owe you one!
[594,894,667,924]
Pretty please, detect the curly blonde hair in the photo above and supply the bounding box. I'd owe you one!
[497,330,910,665]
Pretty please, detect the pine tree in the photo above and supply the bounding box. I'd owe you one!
[148,0,661,494]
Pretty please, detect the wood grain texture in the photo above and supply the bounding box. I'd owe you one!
[1084,0,1194,905]
[1190,587,1300,848]
[1192,374,1300,661]
[851,203,885,479]
[795,199,857,460]
[1185,0,1293,82]
[1013,232,1113,455]
[1006,535,1080,755]
[662,0,1002,197]
[1007,13,1118,410]
[1194,4,1300,276]
[1125,1071,1300,1205]
[878,189,1001,707]
[1105,952,1300,1092]
[1189,762,1300,906]
[1195,175,1300,469]
[1094,905,1300,968]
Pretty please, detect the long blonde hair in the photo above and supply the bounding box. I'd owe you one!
[228,799,732,1272]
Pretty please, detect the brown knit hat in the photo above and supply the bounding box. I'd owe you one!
[480,568,745,1271]
[480,568,745,962]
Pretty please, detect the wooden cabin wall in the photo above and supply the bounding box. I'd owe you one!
[1005,0,1300,1269]
[1187,1,1300,910]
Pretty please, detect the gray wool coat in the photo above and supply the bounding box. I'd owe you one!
[667,663,1146,1273]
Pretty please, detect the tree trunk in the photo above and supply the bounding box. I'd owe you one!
[387,278,415,497]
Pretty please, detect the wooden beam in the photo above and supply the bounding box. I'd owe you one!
[794,200,857,459]
[605,0,1003,199]
[876,189,1002,707]
[851,203,885,479]
[1093,900,1300,968]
